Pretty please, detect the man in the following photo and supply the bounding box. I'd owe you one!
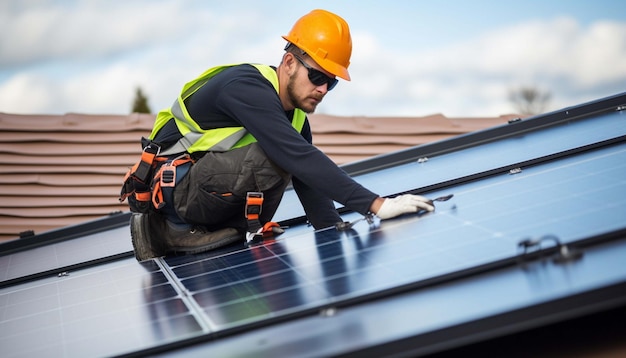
[122,9,434,261]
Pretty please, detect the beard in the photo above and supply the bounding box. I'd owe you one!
[287,74,323,114]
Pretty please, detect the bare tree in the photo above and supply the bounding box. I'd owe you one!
[132,87,152,114]
[508,86,551,115]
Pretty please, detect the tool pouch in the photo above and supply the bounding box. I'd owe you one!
[120,138,161,213]
[119,138,193,214]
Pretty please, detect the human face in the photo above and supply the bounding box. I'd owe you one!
[286,54,336,113]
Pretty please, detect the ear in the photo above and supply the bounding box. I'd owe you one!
[283,52,297,75]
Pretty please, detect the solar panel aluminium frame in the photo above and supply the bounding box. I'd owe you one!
[0,211,131,256]
[120,137,626,356]
[104,138,624,357]
[341,91,626,176]
[2,92,624,256]
[1,93,625,357]
[2,135,623,290]
[1,92,625,289]
[127,250,626,358]
[340,275,626,358]
[144,236,626,358]
[280,92,626,227]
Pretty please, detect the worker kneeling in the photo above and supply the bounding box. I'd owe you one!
[121,9,434,262]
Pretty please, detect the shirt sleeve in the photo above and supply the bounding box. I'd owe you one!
[292,176,342,229]
[189,65,379,217]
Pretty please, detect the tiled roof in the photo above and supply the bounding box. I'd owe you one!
[0,111,518,242]
[309,113,517,163]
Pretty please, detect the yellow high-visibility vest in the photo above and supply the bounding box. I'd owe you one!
[150,64,306,155]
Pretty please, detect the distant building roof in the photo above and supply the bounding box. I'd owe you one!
[0,111,518,241]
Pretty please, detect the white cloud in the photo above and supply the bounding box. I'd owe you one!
[0,2,624,118]
[332,16,626,116]
[0,73,58,113]
[572,20,626,86]
[1,1,189,67]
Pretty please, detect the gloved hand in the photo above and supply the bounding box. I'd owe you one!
[376,194,434,219]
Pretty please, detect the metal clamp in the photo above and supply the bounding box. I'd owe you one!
[517,235,583,264]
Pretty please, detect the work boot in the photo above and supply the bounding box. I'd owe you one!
[164,221,242,254]
[130,212,168,262]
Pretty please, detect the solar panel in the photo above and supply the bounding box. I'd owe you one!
[5,108,621,286]
[1,95,625,357]
[162,140,626,333]
[274,109,626,221]
[168,237,626,358]
[0,258,207,357]
[0,225,132,283]
[47,137,614,357]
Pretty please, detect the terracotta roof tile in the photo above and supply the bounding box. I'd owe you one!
[0,111,518,242]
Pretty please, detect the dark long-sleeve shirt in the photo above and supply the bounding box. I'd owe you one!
[152,64,378,228]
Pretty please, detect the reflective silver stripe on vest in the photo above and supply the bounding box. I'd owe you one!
[159,127,249,156]
[159,98,250,156]
[171,99,197,134]
[159,132,201,156]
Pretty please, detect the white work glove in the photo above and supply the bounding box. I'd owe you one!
[376,194,434,220]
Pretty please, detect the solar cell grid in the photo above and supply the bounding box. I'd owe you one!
[1,98,624,357]
[165,141,626,333]
[0,225,132,284]
[0,258,204,357]
[369,111,625,195]
[275,110,626,221]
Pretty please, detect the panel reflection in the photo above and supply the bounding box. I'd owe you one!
[0,258,205,358]
[170,142,626,333]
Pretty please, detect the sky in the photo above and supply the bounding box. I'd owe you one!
[1,0,625,118]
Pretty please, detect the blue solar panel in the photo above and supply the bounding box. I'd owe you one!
[0,259,206,357]
[157,141,626,333]
[275,109,626,221]
[1,95,625,357]
[0,225,132,283]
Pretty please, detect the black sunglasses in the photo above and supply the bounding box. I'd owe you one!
[293,55,338,91]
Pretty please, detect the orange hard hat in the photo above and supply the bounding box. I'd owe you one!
[282,9,352,81]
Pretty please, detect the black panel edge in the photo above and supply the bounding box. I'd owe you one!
[0,251,134,289]
[0,211,131,256]
[280,92,626,227]
[406,134,626,197]
[340,91,626,176]
[3,92,623,255]
[114,228,626,358]
[284,134,626,228]
[338,280,626,358]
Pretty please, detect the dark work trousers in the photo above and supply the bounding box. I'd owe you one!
[171,143,291,233]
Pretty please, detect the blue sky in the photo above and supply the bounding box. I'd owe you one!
[1,0,625,117]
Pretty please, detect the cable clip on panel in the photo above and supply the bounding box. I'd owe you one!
[517,234,583,264]
[336,213,376,231]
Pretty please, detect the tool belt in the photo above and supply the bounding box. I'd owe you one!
[119,139,194,214]
[120,140,286,241]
